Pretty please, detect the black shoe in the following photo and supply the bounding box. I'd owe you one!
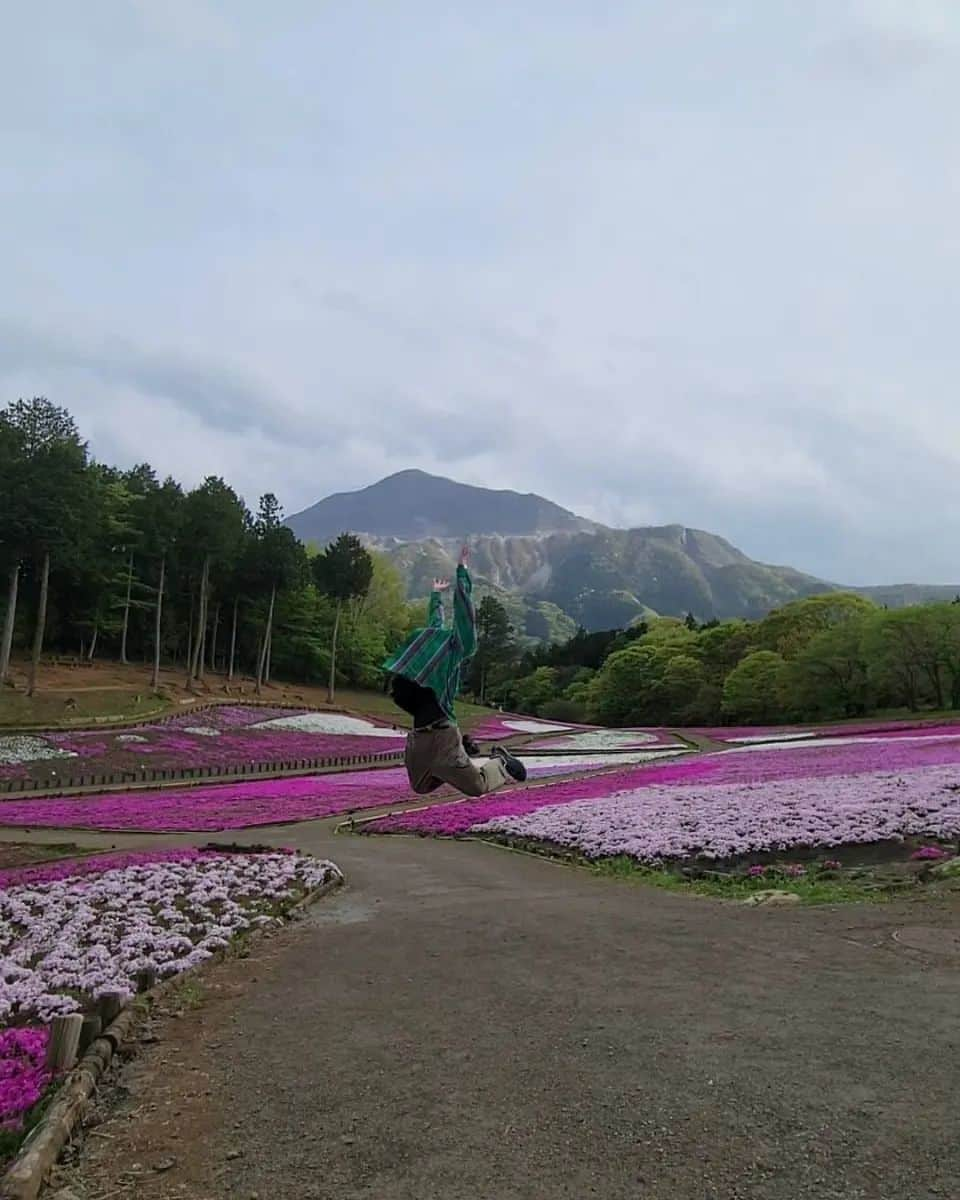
[462,733,481,757]
[492,745,527,783]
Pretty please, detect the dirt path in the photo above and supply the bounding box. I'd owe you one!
[48,824,960,1200]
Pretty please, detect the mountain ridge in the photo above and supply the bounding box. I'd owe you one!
[287,470,958,633]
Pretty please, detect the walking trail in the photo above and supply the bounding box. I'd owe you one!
[36,814,959,1200]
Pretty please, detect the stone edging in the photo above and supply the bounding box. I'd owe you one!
[0,870,344,1200]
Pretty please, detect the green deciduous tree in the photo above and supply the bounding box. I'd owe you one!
[721,650,788,723]
[312,533,374,702]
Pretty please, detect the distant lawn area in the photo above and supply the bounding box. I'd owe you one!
[0,658,492,731]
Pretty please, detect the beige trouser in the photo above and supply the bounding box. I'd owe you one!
[405,723,511,797]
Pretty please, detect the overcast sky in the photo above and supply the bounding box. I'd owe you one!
[2,2,958,584]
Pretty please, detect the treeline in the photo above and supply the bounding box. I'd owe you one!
[0,398,423,698]
[477,593,960,725]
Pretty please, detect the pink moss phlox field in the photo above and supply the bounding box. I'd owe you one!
[697,720,960,743]
[526,728,683,750]
[469,714,583,741]
[0,848,208,890]
[0,706,406,784]
[0,770,423,831]
[366,728,960,837]
[0,1027,50,1130]
[0,747,639,832]
[473,764,960,861]
[0,848,338,1128]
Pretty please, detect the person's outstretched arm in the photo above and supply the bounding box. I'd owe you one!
[453,544,477,659]
[428,578,449,628]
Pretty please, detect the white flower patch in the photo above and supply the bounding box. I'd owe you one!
[501,720,574,734]
[251,713,401,737]
[0,737,78,766]
[183,726,222,738]
[520,750,686,769]
[726,732,960,754]
[115,734,148,744]
[469,749,686,772]
[0,853,341,1025]
[541,730,660,750]
[726,732,815,744]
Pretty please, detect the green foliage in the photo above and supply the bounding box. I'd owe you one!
[539,697,588,723]
[755,592,873,660]
[467,595,517,702]
[721,650,788,723]
[512,666,561,716]
[312,533,374,603]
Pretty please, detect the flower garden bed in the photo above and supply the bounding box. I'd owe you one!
[525,729,685,751]
[0,706,406,788]
[0,847,340,1151]
[361,729,960,886]
[468,715,582,741]
[694,718,960,744]
[0,749,675,833]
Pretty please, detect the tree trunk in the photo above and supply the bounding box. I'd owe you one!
[186,592,194,675]
[152,555,165,693]
[27,551,50,697]
[87,625,99,661]
[197,594,208,682]
[228,596,239,682]
[209,604,220,674]
[120,551,134,665]
[480,663,487,706]
[265,623,273,684]
[0,562,19,685]
[327,597,342,704]
[189,558,210,685]
[256,585,276,695]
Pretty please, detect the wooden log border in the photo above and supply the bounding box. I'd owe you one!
[0,869,343,1200]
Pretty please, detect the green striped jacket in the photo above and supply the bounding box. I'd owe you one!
[382,564,477,720]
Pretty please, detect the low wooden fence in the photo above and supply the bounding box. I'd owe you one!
[0,747,405,799]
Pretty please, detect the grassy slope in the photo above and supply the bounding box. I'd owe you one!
[0,658,490,730]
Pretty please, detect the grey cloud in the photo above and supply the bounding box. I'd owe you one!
[2,2,959,586]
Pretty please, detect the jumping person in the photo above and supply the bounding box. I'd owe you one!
[383,544,526,796]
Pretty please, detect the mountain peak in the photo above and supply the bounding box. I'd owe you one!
[286,470,599,544]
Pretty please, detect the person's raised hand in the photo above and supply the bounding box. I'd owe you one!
[458,543,470,568]
[432,577,451,592]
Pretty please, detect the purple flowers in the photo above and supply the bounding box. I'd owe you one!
[910,845,950,861]
[0,1027,50,1130]
[472,764,960,863]
[0,770,421,831]
[365,728,960,867]
[0,848,341,1138]
[0,851,341,1026]
[1,706,406,784]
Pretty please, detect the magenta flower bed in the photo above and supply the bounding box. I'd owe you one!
[0,747,634,833]
[695,719,960,743]
[469,714,584,741]
[0,770,424,831]
[0,706,405,785]
[365,728,960,837]
[0,847,208,890]
[0,1028,50,1131]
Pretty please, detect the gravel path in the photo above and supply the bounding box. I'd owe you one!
[47,822,960,1200]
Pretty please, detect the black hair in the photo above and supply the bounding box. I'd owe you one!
[390,674,431,716]
[389,674,445,725]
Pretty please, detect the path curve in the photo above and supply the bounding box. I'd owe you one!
[55,819,960,1200]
